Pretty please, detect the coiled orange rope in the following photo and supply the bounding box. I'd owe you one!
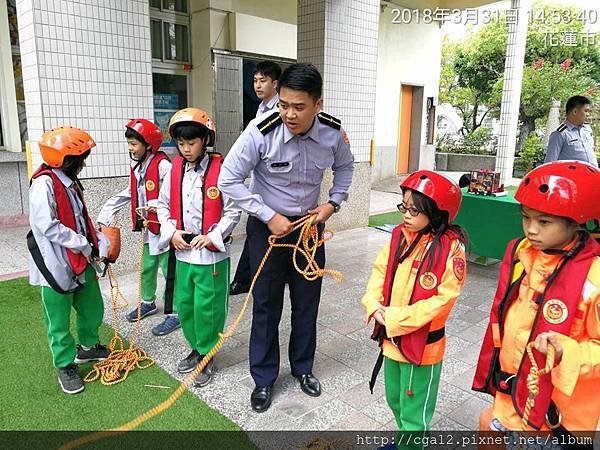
[521,340,556,432]
[60,214,343,450]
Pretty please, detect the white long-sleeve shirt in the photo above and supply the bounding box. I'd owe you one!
[29,168,109,291]
[97,154,171,255]
[157,153,241,265]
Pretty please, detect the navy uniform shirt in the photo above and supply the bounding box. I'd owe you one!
[218,112,354,223]
[545,121,598,167]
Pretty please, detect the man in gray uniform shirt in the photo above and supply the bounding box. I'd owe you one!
[545,95,598,167]
[219,63,354,412]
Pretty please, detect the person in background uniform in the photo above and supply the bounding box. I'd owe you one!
[97,119,180,336]
[219,63,354,412]
[230,60,283,296]
[545,95,598,167]
[28,126,110,394]
[473,161,600,447]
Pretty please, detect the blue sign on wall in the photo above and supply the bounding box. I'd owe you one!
[154,93,179,110]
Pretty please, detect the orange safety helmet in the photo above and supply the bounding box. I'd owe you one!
[515,160,600,223]
[125,118,163,153]
[38,126,96,168]
[400,170,463,223]
[168,108,216,147]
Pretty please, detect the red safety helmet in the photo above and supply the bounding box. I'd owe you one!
[125,118,163,153]
[515,160,600,223]
[400,170,462,223]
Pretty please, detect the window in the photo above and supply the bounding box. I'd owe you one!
[153,73,188,148]
[149,1,190,63]
[163,22,188,62]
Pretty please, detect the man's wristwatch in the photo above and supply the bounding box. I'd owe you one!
[328,200,341,213]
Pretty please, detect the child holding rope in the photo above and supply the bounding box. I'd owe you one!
[362,171,467,447]
[28,127,110,394]
[157,108,240,387]
[473,161,600,447]
[97,119,180,336]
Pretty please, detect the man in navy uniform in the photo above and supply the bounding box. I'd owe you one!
[219,63,354,412]
[230,60,283,296]
[545,95,598,167]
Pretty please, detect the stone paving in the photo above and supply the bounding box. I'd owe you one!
[2,189,500,431]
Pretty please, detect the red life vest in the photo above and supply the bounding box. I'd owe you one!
[130,151,169,235]
[472,234,600,430]
[372,224,458,365]
[169,153,224,252]
[31,165,99,276]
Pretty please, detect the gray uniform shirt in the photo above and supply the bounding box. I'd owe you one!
[218,113,354,223]
[29,168,108,291]
[545,121,597,167]
[256,93,279,117]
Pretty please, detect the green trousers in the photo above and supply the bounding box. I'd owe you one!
[384,357,442,449]
[141,244,172,308]
[174,258,230,354]
[40,265,104,369]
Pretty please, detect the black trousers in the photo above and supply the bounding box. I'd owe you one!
[232,238,251,285]
[246,216,325,387]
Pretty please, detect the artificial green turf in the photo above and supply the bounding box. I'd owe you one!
[368,211,403,228]
[0,277,248,437]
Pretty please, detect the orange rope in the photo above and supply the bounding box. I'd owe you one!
[83,209,156,385]
[60,214,343,450]
[521,341,556,431]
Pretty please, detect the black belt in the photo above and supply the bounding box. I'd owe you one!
[368,327,445,394]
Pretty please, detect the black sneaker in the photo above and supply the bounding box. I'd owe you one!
[75,343,110,364]
[193,358,215,388]
[177,349,201,374]
[58,364,84,394]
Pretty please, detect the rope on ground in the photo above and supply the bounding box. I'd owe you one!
[60,214,343,450]
[83,211,155,386]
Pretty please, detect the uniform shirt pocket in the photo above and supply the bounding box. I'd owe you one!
[265,160,292,186]
[306,150,335,183]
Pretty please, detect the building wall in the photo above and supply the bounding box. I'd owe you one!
[16,0,154,179]
[373,6,442,180]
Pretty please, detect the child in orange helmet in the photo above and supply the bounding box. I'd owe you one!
[362,170,468,448]
[156,108,240,387]
[473,161,600,445]
[97,119,180,336]
[28,126,110,394]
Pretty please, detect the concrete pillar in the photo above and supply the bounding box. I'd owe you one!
[297,0,379,229]
[494,0,531,184]
[16,0,154,179]
[0,0,22,152]
[544,98,561,147]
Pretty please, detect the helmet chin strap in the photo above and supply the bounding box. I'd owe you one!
[129,147,150,170]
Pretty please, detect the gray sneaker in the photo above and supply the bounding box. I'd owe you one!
[75,343,110,364]
[58,364,84,394]
[177,349,201,374]
[193,358,215,388]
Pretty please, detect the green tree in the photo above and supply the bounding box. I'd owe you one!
[441,1,600,152]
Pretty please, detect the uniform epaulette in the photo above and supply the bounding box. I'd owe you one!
[257,112,282,135]
[557,123,567,132]
[317,112,341,130]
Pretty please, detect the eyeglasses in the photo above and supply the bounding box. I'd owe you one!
[397,202,421,217]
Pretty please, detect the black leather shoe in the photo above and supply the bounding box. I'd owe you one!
[250,385,273,413]
[295,373,321,397]
[229,281,250,295]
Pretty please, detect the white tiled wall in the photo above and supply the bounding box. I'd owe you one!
[297,0,379,163]
[16,0,153,178]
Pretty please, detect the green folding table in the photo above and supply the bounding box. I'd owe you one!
[453,188,524,264]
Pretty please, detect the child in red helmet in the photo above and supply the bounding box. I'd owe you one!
[97,119,180,336]
[362,170,468,447]
[28,126,110,394]
[473,161,600,442]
